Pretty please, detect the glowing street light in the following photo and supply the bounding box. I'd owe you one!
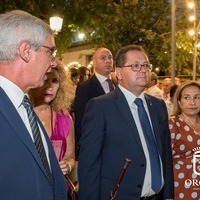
[78,32,85,40]
[189,15,196,21]
[188,2,195,9]
[189,29,195,36]
[49,16,63,34]
[171,0,176,85]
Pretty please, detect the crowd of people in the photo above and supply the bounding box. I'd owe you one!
[0,9,200,200]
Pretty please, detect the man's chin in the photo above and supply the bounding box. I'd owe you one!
[44,74,48,80]
[37,79,45,88]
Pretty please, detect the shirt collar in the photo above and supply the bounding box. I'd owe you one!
[95,72,109,84]
[118,84,146,106]
[0,75,24,109]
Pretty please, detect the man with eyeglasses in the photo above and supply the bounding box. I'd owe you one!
[78,45,174,200]
[0,10,67,199]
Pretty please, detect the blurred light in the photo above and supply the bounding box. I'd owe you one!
[66,61,81,70]
[189,29,195,36]
[78,32,85,40]
[49,17,63,34]
[189,15,196,21]
[64,66,69,71]
[188,2,195,9]
[87,61,93,69]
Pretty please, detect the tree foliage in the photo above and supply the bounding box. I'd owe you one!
[0,0,199,75]
[66,0,174,75]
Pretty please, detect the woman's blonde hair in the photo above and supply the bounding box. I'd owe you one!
[29,61,75,114]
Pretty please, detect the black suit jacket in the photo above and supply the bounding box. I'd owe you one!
[78,87,174,200]
[74,74,106,157]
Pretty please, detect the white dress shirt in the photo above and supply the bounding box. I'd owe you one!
[145,85,163,99]
[95,72,112,94]
[118,84,163,197]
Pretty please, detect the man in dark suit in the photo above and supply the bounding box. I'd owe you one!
[78,45,174,200]
[0,10,67,199]
[74,47,114,158]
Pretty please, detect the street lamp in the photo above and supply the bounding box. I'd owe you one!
[171,0,176,85]
[49,16,63,34]
[78,32,85,40]
[188,1,199,80]
[193,22,200,81]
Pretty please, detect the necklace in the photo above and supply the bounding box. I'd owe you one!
[34,105,51,127]
[41,120,45,125]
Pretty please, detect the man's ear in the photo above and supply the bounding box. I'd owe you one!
[18,41,32,63]
[115,67,122,80]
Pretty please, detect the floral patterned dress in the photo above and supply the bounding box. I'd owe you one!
[169,115,200,200]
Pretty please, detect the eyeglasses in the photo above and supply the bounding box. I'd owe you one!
[41,45,57,61]
[121,63,152,72]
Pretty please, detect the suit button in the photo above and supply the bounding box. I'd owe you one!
[140,164,145,167]
[137,184,142,188]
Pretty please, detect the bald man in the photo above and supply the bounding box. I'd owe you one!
[74,47,114,159]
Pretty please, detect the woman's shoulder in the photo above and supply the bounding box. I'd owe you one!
[169,115,187,130]
[169,115,181,123]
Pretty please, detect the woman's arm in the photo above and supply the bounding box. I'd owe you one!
[59,116,75,175]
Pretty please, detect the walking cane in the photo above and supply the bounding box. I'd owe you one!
[109,158,131,200]
[65,174,78,200]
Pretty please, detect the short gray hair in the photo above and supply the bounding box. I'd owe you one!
[0,10,53,63]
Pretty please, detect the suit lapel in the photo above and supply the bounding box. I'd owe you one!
[114,88,144,151]
[0,88,51,181]
[90,75,105,94]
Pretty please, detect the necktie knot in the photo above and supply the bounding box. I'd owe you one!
[22,95,32,109]
[134,98,143,107]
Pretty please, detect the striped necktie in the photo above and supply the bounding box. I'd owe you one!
[22,95,52,183]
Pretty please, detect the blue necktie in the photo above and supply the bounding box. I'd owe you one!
[134,98,161,193]
[22,96,52,183]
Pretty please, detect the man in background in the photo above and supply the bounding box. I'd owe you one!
[74,47,115,159]
[145,72,163,99]
[162,78,171,101]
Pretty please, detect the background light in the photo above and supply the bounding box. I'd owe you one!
[49,16,63,34]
